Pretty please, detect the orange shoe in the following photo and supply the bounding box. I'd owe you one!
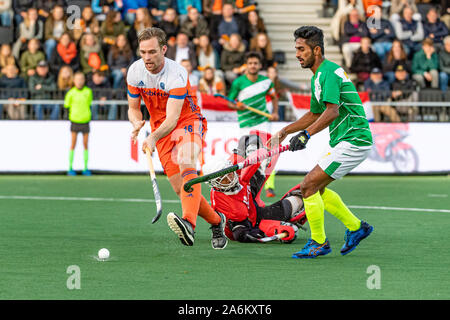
[266,188,276,198]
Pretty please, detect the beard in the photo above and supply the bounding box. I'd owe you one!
[300,55,315,69]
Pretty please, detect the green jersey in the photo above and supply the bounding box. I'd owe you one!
[228,74,275,128]
[64,86,93,124]
[310,59,373,147]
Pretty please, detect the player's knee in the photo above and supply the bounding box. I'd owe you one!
[300,181,318,199]
[177,143,200,166]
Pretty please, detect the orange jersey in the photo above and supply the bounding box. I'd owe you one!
[126,57,204,131]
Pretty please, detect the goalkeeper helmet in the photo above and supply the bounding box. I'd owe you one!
[202,156,239,192]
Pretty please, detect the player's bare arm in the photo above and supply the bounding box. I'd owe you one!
[127,95,145,142]
[304,102,340,136]
[270,94,279,121]
[142,97,183,154]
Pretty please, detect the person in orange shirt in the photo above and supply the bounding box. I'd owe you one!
[127,27,228,249]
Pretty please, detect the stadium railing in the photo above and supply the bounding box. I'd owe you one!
[0,88,449,122]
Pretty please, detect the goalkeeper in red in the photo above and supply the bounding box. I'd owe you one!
[269,26,374,259]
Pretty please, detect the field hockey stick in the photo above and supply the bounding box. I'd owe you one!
[183,144,289,192]
[257,232,289,243]
[213,93,273,119]
[145,148,163,224]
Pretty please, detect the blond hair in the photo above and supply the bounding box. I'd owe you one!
[138,27,167,48]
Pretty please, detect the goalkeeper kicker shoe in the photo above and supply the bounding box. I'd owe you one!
[210,212,228,250]
[292,238,332,259]
[167,212,195,246]
[340,221,373,256]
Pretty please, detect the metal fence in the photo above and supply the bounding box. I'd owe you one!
[0,88,449,122]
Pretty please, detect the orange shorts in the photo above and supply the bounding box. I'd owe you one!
[156,117,207,177]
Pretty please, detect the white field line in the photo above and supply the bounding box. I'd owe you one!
[0,195,449,213]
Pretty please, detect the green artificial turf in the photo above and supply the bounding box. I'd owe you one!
[0,175,449,300]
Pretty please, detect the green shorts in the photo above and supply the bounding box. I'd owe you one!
[318,141,371,180]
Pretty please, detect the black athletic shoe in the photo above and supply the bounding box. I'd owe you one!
[167,212,195,246]
[210,212,228,250]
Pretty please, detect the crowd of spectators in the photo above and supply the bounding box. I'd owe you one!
[0,0,287,120]
[329,0,449,121]
[331,0,449,90]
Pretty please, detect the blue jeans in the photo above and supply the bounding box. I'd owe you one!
[0,11,12,27]
[111,69,124,89]
[91,104,118,120]
[0,104,3,119]
[124,12,135,25]
[34,104,60,120]
[372,42,392,62]
[44,39,57,61]
[439,72,448,92]
[384,71,396,85]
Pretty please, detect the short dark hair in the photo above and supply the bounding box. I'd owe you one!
[245,51,263,63]
[294,26,325,55]
[138,27,167,47]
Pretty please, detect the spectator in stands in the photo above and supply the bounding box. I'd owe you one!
[180,58,199,91]
[148,0,177,22]
[389,0,418,18]
[412,37,439,89]
[49,32,79,76]
[211,3,249,54]
[197,34,220,71]
[439,35,450,91]
[249,32,274,71]
[12,7,44,59]
[0,44,17,75]
[43,5,67,61]
[391,6,424,57]
[247,10,267,39]
[423,7,449,47]
[383,39,411,84]
[80,5,101,36]
[220,33,246,84]
[176,0,202,18]
[391,63,418,121]
[68,18,85,46]
[180,6,209,46]
[0,65,26,120]
[165,32,198,69]
[19,38,45,79]
[29,60,58,120]
[87,70,115,120]
[80,33,107,78]
[158,7,180,47]
[341,8,369,69]
[364,67,401,122]
[108,34,134,88]
[330,0,365,42]
[36,0,67,20]
[367,5,396,62]
[127,7,154,54]
[350,37,382,83]
[0,0,13,27]
[101,10,126,55]
[12,0,34,26]
[64,71,93,176]
[92,0,120,21]
[120,0,148,26]
[198,66,226,95]
[57,65,74,91]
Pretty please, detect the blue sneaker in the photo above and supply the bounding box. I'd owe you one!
[341,221,373,256]
[82,169,92,176]
[292,238,332,259]
[67,170,76,176]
